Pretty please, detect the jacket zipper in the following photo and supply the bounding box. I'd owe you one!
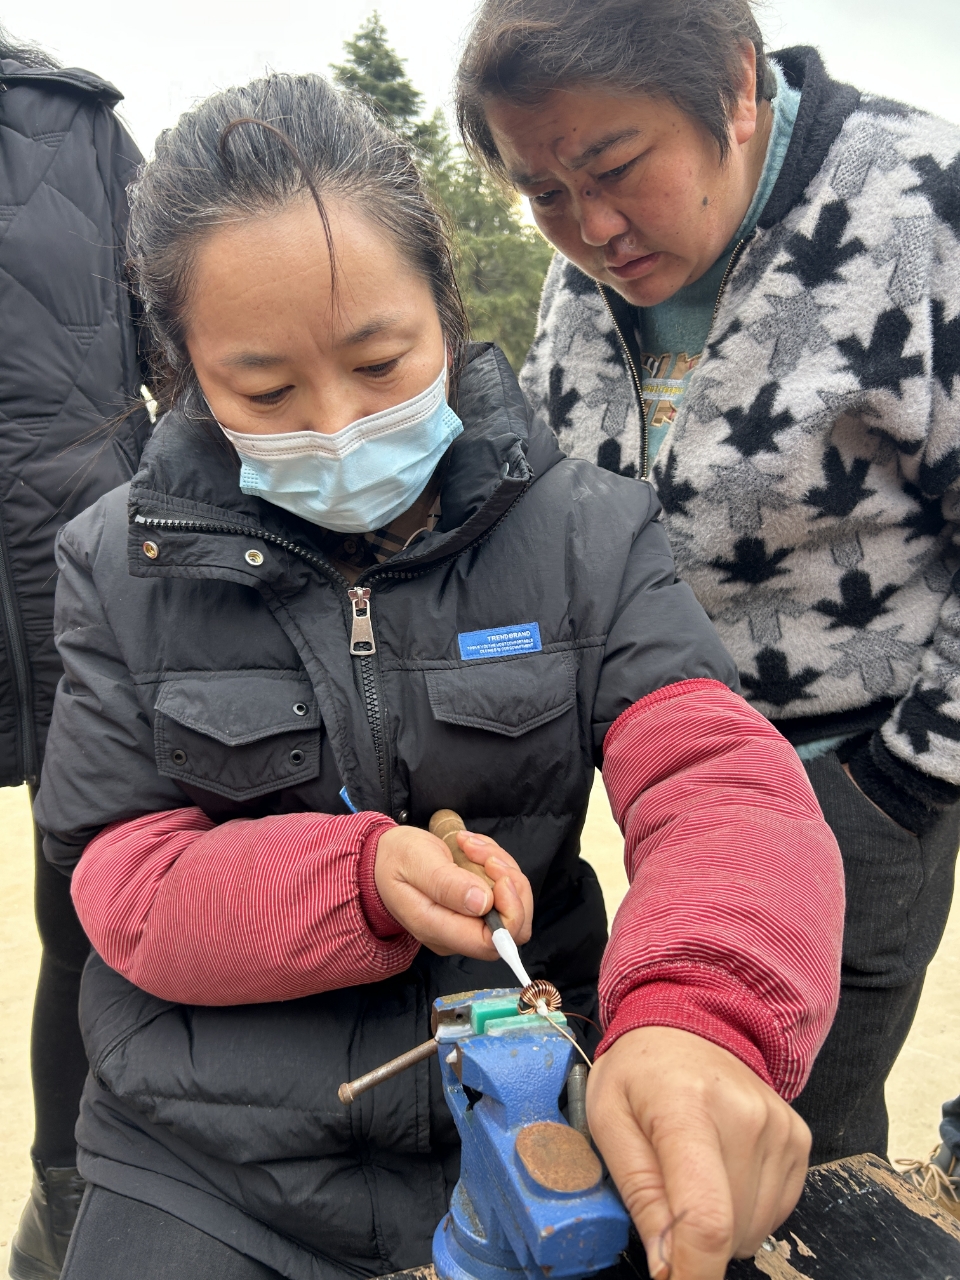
[597,233,754,479]
[348,587,375,656]
[0,518,37,783]
[710,236,751,327]
[346,585,389,809]
[597,287,649,478]
[134,513,395,807]
[135,488,527,811]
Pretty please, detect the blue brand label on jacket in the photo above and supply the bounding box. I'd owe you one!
[458,622,542,661]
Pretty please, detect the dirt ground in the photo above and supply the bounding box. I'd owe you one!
[1,780,957,1273]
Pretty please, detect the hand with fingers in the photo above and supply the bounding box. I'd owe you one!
[374,825,534,958]
[586,1026,810,1280]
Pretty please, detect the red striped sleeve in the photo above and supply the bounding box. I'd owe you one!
[596,678,844,1100]
[71,807,418,1005]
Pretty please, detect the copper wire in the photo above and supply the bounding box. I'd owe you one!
[518,979,593,1071]
[653,1208,689,1280]
[518,979,562,1014]
[562,1011,602,1035]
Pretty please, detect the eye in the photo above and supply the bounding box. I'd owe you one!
[358,358,400,378]
[248,385,293,405]
[599,155,640,182]
[531,190,562,208]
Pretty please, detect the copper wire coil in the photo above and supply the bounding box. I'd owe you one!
[518,979,562,1014]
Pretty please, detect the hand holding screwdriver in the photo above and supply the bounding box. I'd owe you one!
[374,815,533,960]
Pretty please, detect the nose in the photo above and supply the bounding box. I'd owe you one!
[576,193,631,248]
[306,379,369,435]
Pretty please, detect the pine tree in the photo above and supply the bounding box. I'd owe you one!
[331,13,424,140]
[332,17,553,371]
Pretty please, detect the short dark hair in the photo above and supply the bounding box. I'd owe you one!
[128,73,468,414]
[456,0,773,175]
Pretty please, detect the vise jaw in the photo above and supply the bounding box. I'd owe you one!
[431,989,630,1280]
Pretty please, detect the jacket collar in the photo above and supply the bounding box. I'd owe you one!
[0,60,123,106]
[129,343,565,579]
[759,47,861,229]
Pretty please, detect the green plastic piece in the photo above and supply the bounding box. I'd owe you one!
[483,1012,567,1036]
[470,993,522,1034]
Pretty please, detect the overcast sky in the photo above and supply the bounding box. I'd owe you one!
[2,0,958,158]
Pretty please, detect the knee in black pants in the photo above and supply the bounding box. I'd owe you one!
[62,1187,284,1280]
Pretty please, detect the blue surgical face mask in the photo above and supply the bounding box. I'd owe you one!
[216,367,462,533]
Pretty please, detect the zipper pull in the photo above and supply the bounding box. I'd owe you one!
[348,587,376,656]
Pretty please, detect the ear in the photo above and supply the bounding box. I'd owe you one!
[729,41,760,148]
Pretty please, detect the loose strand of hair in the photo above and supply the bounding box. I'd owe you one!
[217,116,340,303]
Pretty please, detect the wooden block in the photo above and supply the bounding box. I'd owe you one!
[727,1153,960,1279]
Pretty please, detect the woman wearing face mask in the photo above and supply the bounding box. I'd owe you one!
[35,74,843,1280]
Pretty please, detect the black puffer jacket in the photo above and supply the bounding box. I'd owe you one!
[0,59,151,785]
[35,347,738,1278]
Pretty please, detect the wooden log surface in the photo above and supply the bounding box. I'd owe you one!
[381,1154,960,1280]
[726,1153,960,1279]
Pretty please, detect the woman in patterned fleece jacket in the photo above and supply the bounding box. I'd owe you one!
[457,0,960,1166]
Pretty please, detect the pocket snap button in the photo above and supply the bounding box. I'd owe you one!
[293,702,308,716]
[397,809,410,824]
[289,748,305,765]
[171,748,187,765]
[142,541,159,559]
[245,549,264,566]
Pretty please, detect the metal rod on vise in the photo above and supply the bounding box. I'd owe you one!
[338,1038,438,1104]
[429,809,533,990]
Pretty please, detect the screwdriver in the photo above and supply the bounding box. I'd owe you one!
[429,809,532,989]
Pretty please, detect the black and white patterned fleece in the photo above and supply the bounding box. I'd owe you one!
[519,47,960,832]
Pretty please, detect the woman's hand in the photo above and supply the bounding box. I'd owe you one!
[587,1026,810,1280]
[374,826,533,958]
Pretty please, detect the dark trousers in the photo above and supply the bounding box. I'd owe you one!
[794,752,960,1164]
[61,1187,283,1279]
[30,802,90,1168]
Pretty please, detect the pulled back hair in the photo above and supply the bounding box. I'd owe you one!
[0,22,59,68]
[456,0,774,176]
[128,73,468,415]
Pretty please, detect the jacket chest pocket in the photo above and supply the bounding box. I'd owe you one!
[424,651,576,737]
[154,672,321,802]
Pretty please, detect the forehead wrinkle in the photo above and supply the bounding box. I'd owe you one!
[509,126,645,187]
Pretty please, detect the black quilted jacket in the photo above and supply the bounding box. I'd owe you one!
[0,59,151,786]
[34,345,738,1277]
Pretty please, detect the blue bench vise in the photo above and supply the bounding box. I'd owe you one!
[430,988,630,1280]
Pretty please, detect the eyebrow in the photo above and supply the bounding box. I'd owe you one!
[510,127,644,187]
[338,314,404,347]
[218,314,407,369]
